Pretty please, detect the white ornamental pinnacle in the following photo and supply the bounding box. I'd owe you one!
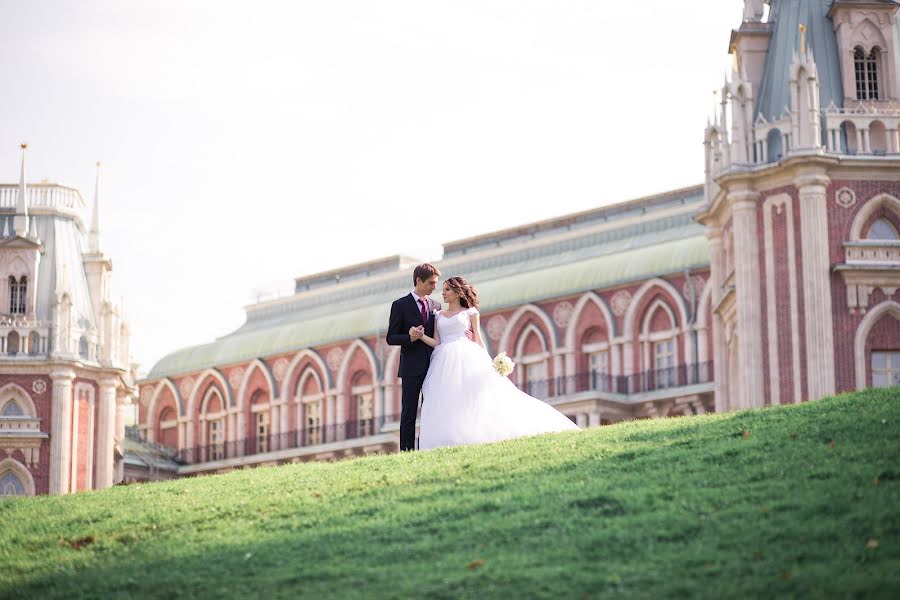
[611,290,632,317]
[228,367,245,391]
[14,143,29,236]
[273,358,289,382]
[326,347,345,372]
[743,0,764,22]
[487,315,508,341]
[89,161,101,253]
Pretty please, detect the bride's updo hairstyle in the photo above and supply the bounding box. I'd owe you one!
[445,276,479,309]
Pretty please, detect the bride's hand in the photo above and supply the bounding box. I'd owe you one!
[465,329,475,342]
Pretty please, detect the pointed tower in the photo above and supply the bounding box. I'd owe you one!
[789,25,823,150]
[13,144,29,236]
[89,161,101,253]
[82,161,114,366]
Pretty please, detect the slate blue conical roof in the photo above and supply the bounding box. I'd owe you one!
[755,0,844,122]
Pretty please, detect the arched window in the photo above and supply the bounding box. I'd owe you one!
[854,47,880,100]
[250,390,270,454]
[766,129,783,163]
[0,471,26,498]
[351,371,374,437]
[8,276,26,314]
[867,218,899,240]
[0,400,24,417]
[79,336,89,359]
[7,331,20,355]
[28,331,40,355]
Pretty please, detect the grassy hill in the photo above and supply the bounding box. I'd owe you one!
[1,388,898,599]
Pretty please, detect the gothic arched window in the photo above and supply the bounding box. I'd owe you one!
[854,47,880,100]
[0,471,26,498]
[8,276,26,314]
[0,400,24,417]
[867,218,899,240]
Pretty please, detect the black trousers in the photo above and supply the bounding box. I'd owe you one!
[400,374,425,451]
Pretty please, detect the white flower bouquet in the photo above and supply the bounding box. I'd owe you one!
[492,352,515,377]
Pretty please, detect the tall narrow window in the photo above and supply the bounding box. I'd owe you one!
[525,361,548,399]
[854,47,880,100]
[9,276,26,314]
[356,392,374,436]
[654,339,676,389]
[209,419,225,461]
[305,401,322,445]
[589,351,610,392]
[872,352,900,388]
[256,411,269,454]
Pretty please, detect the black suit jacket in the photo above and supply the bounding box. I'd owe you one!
[386,293,440,377]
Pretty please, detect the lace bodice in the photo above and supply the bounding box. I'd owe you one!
[436,307,478,343]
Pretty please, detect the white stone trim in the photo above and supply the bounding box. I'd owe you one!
[762,193,802,405]
[622,278,689,340]
[797,171,837,400]
[0,382,37,416]
[335,339,380,425]
[854,300,900,390]
[849,193,900,241]
[497,304,558,355]
[235,359,276,445]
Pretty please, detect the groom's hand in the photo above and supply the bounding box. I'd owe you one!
[409,326,424,341]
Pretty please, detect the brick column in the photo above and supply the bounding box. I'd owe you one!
[730,189,765,409]
[796,169,836,399]
[49,369,75,495]
[94,377,118,489]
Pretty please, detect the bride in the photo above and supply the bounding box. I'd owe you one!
[412,276,580,450]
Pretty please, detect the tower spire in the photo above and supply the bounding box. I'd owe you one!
[14,143,29,236]
[89,161,101,253]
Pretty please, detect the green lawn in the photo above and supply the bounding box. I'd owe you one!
[1,388,898,599]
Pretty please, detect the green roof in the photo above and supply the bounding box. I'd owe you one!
[147,234,709,380]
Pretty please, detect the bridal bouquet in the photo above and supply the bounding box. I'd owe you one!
[492,352,515,377]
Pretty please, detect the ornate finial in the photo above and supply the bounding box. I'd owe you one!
[799,24,807,55]
[20,142,27,150]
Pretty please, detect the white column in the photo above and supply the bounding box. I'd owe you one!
[94,377,117,489]
[49,369,75,495]
[563,351,576,394]
[706,230,728,413]
[730,190,765,409]
[856,128,863,153]
[796,169,837,400]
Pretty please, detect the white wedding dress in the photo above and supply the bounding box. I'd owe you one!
[419,307,580,450]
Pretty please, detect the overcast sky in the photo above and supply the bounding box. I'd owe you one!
[0,0,745,373]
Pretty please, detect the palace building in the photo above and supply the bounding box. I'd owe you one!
[0,147,136,498]
[127,0,900,483]
[6,0,898,494]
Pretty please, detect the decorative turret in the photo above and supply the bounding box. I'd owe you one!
[89,161,101,253]
[13,144,29,237]
[789,24,823,150]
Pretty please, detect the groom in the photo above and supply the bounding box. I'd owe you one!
[386,263,473,451]
[386,264,442,451]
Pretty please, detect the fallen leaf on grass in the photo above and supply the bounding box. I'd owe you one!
[742,430,751,439]
[828,440,836,449]
[466,559,485,570]
[789,432,798,440]
[867,539,879,550]
[780,569,791,581]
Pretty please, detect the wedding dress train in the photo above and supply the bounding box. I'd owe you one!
[419,307,579,450]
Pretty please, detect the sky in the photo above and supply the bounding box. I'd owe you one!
[0,0,747,374]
